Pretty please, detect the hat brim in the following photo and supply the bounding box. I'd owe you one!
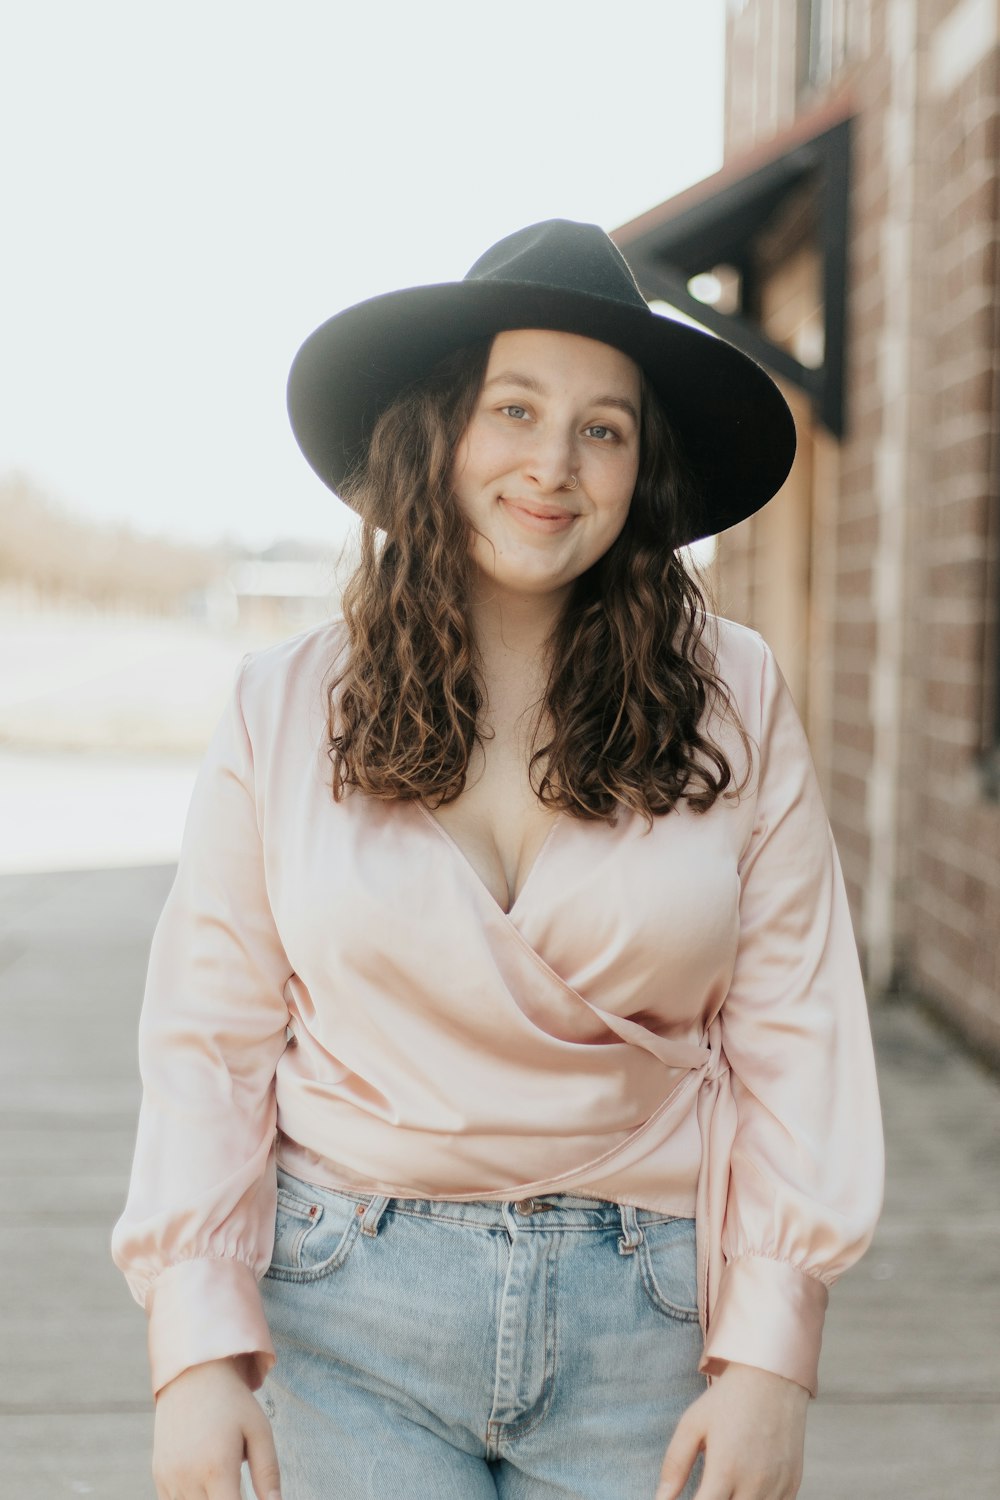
[286,280,796,547]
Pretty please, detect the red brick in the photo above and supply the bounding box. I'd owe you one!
[926,556,989,595]
[831,616,876,650]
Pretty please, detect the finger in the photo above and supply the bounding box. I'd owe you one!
[151,1464,178,1500]
[690,1472,734,1500]
[655,1413,704,1500]
[205,1468,243,1500]
[244,1414,283,1500]
[154,1476,209,1500]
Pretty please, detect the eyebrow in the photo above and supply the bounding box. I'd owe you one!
[483,370,639,425]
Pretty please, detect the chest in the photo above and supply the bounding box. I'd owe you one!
[269,734,746,1028]
[426,724,560,915]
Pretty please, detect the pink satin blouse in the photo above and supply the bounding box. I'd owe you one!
[111,612,884,1400]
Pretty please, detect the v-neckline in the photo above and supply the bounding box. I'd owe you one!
[416,801,562,919]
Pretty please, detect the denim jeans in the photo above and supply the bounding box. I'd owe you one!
[243,1166,706,1499]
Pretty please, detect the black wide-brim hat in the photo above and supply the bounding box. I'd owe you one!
[287,218,796,547]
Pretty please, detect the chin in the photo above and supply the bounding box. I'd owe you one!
[494,573,575,601]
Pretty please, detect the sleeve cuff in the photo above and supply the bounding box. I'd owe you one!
[146,1257,276,1398]
[699,1255,829,1397]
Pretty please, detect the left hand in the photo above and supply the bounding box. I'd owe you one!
[654,1361,809,1499]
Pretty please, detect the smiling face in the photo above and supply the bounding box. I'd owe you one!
[450,328,642,606]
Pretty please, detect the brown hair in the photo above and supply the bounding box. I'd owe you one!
[326,337,752,822]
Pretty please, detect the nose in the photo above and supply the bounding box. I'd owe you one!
[519,425,578,494]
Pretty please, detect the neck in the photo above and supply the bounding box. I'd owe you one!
[467,580,569,686]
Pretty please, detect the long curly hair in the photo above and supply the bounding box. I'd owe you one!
[327,336,753,823]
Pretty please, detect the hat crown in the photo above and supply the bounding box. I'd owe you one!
[464,218,649,312]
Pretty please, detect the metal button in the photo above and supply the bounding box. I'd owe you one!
[513,1198,535,1214]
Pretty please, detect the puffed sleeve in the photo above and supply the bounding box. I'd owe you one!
[699,636,884,1396]
[111,654,292,1397]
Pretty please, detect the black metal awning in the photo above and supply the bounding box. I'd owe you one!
[613,98,853,437]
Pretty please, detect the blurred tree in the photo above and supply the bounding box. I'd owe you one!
[0,473,221,614]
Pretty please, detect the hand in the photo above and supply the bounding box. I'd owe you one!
[655,1361,809,1499]
[152,1355,282,1500]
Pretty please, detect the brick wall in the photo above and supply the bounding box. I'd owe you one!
[914,0,1000,1054]
[718,0,1000,1057]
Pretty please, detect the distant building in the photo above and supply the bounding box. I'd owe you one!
[225,557,340,633]
[185,538,345,634]
[615,0,1000,1059]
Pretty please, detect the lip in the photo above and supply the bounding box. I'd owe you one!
[499,496,577,533]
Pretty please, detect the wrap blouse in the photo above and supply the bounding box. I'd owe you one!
[112,611,884,1400]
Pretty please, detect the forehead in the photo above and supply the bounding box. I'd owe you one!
[485,328,641,397]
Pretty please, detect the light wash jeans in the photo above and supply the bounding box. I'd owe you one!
[243,1166,706,1499]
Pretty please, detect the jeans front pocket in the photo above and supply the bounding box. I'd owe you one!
[265,1172,367,1283]
[634,1215,700,1322]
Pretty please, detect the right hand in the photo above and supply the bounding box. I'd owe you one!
[152,1355,282,1500]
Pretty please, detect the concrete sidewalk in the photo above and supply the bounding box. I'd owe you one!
[1,864,998,1498]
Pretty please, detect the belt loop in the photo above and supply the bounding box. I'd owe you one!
[617,1204,643,1255]
[358,1194,390,1237]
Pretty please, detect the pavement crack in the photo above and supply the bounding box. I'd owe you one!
[0,1400,151,1415]
[0,935,27,974]
[818,1392,1000,1405]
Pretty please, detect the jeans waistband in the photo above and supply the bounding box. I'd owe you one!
[276,1166,689,1241]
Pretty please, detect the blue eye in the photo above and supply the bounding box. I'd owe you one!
[586,425,616,441]
[501,404,529,420]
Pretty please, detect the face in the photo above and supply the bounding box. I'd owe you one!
[450,328,642,604]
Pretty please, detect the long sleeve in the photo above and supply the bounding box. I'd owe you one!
[111,656,293,1397]
[698,637,884,1396]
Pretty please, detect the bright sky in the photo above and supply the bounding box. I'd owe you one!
[2,1,726,551]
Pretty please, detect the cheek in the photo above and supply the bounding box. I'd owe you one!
[602,463,639,528]
[602,505,632,553]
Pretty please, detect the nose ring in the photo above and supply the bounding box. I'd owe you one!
[564,474,578,490]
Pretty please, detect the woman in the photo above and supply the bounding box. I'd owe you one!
[113,219,884,1500]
